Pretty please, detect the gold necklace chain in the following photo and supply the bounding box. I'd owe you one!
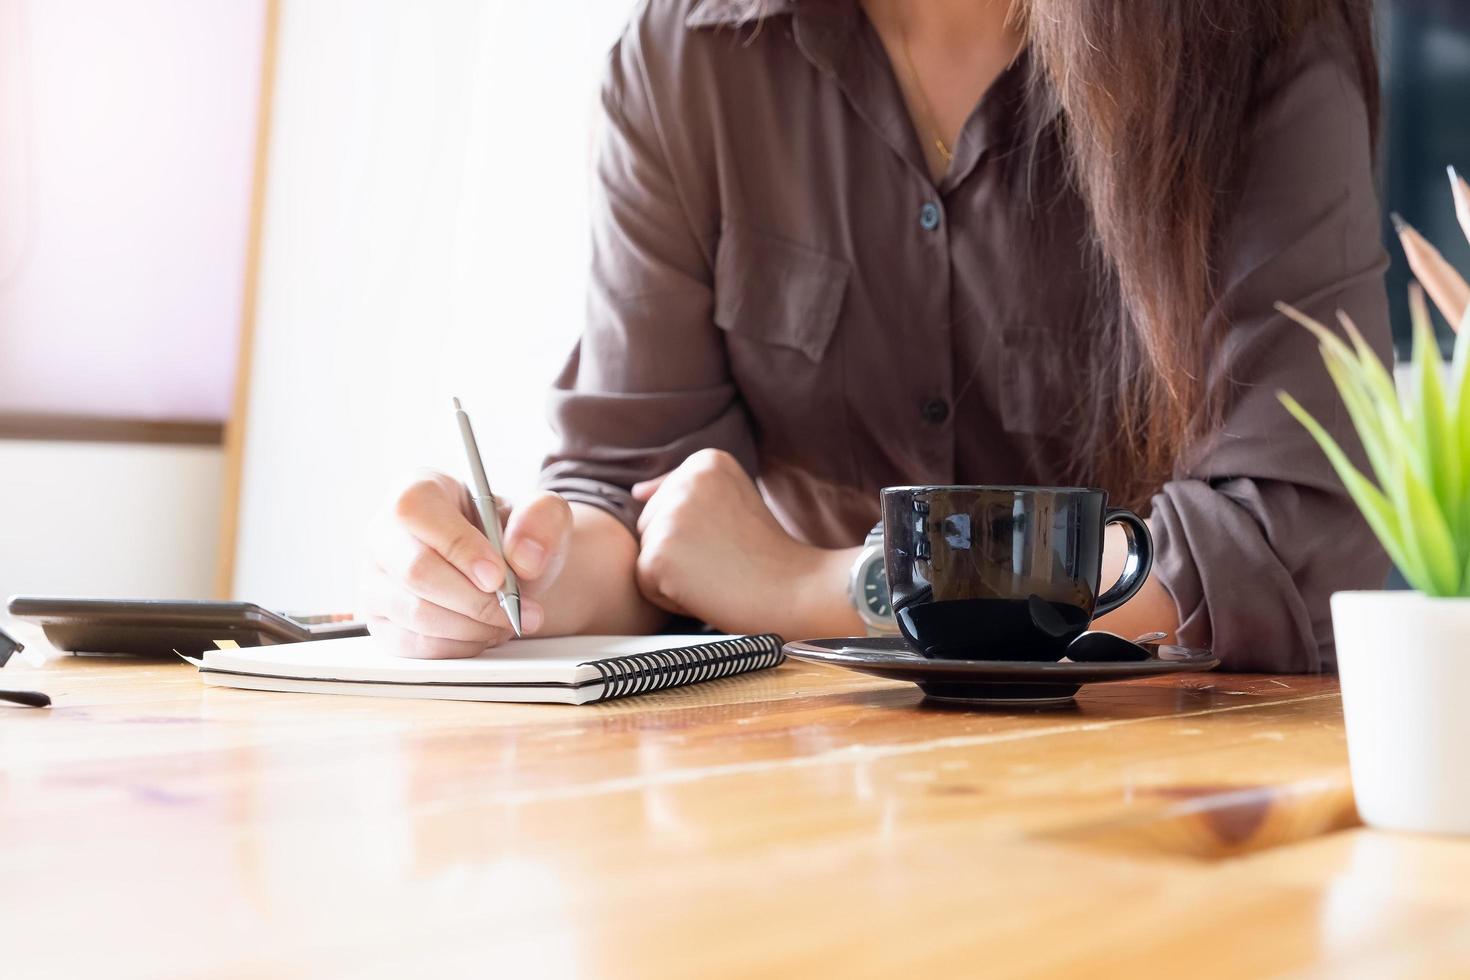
[895,14,954,167]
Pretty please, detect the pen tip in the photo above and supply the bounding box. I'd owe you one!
[452,396,463,412]
[500,594,523,639]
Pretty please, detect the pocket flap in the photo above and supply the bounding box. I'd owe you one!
[713,220,849,362]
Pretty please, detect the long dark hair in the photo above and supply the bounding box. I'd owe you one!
[1022,0,1380,507]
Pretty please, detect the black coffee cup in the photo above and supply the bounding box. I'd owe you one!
[881,485,1153,662]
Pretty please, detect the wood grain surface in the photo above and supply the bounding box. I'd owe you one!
[3,625,1469,979]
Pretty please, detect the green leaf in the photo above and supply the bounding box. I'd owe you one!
[1455,304,1470,538]
[1277,301,1355,359]
[1323,355,1400,494]
[1279,302,1411,495]
[1450,294,1470,399]
[1337,310,1404,421]
[1279,392,1425,590]
[1336,311,1418,452]
[1398,452,1462,595]
[1409,286,1461,541]
[1278,304,1385,417]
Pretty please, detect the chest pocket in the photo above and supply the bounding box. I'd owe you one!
[712,219,854,480]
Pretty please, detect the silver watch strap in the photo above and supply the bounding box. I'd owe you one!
[864,522,883,547]
[852,522,898,636]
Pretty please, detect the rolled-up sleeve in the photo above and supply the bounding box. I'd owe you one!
[1152,35,1392,672]
[538,21,754,536]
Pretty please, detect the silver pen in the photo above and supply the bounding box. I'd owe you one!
[452,397,523,638]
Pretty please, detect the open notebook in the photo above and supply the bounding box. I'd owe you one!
[185,633,786,704]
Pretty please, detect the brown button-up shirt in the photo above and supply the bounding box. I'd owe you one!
[539,0,1392,672]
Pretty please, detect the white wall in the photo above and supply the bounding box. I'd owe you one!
[232,0,632,610]
[0,441,222,601]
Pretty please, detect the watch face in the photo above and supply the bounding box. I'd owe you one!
[862,557,892,619]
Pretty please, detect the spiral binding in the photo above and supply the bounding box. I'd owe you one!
[584,634,785,702]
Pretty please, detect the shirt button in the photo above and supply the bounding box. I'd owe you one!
[919,202,942,231]
[921,398,950,424]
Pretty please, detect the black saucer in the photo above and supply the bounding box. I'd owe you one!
[783,636,1218,706]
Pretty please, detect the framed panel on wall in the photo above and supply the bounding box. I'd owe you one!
[0,0,268,442]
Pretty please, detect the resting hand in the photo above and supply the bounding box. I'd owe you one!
[633,449,845,636]
[359,470,573,658]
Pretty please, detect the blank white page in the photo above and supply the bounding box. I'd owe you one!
[202,634,741,686]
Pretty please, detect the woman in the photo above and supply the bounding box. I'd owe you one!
[360,0,1389,671]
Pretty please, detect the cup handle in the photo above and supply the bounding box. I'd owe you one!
[1094,508,1154,616]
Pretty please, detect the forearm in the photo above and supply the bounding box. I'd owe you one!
[688,542,866,641]
[539,503,668,637]
[786,546,867,640]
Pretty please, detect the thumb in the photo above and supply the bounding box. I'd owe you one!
[502,491,574,583]
[632,471,671,502]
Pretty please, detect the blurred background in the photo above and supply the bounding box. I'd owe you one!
[1382,0,1470,353]
[0,0,629,608]
[0,0,1466,610]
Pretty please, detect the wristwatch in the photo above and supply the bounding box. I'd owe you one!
[849,523,899,636]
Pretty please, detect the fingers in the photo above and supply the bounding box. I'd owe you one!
[364,615,498,660]
[502,491,574,583]
[634,551,692,618]
[632,472,669,502]
[634,449,745,536]
[360,566,534,642]
[370,522,514,629]
[634,457,698,537]
[393,474,506,593]
[632,450,753,616]
[359,559,547,659]
[636,481,670,537]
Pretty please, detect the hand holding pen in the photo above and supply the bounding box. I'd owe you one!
[357,402,576,659]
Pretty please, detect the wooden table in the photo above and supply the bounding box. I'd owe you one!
[4,624,1470,979]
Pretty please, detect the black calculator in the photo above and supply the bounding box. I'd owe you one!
[6,596,368,657]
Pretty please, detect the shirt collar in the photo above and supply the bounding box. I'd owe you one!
[687,1,860,81]
[685,1,1050,190]
[684,0,802,29]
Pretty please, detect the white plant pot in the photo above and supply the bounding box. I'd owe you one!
[1332,590,1470,836]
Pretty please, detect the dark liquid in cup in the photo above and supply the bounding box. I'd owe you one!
[896,595,1092,663]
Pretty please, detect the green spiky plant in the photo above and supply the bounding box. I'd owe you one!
[1278,288,1470,596]
[1280,174,1470,595]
